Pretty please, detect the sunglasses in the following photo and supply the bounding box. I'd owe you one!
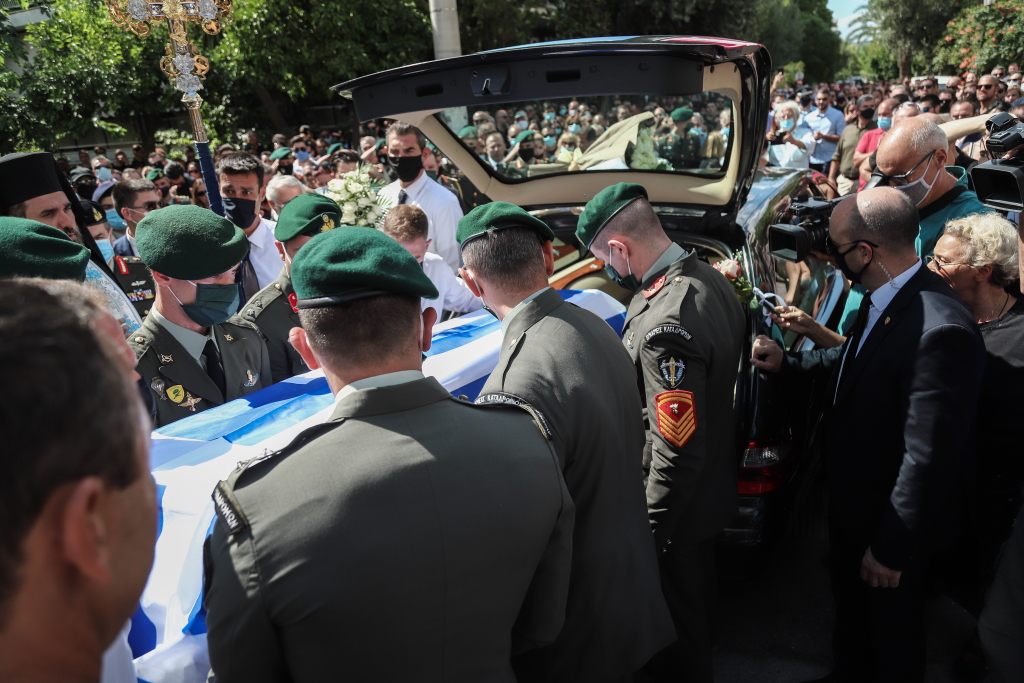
[128,202,161,212]
[979,84,996,90]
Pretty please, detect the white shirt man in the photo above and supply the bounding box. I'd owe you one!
[421,251,482,321]
[246,215,282,288]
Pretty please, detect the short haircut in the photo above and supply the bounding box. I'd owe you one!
[385,121,427,151]
[484,131,505,145]
[272,133,287,146]
[382,205,429,242]
[600,196,664,247]
[132,144,144,151]
[112,178,158,212]
[265,174,306,204]
[919,94,941,109]
[332,150,360,172]
[954,99,979,115]
[856,94,875,107]
[907,119,949,157]
[298,294,421,370]
[462,226,547,292]
[892,93,910,105]
[844,190,919,252]
[943,213,1020,287]
[216,152,264,187]
[290,135,305,146]
[0,280,141,627]
[163,161,185,180]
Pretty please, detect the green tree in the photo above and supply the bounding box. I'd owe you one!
[863,0,959,79]
[933,1,1024,76]
[794,0,842,83]
[456,0,544,53]
[752,0,805,68]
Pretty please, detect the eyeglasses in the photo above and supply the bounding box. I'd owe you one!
[917,84,933,89]
[127,202,161,212]
[979,84,996,90]
[925,254,971,269]
[875,150,936,187]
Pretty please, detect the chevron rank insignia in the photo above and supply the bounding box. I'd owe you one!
[654,390,697,448]
[658,355,686,388]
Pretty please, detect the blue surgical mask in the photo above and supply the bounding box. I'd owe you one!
[544,112,556,121]
[294,150,309,162]
[555,127,562,135]
[105,208,126,230]
[96,167,112,182]
[559,107,567,116]
[878,117,892,131]
[543,135,557,147]
[569,123,581,133]
[516,118,528,128]
[721,127,730,137]
[780,119,796,132]
[95,236,114,262]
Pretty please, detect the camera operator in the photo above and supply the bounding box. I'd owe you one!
[752,188,986,683]
[835,117,993,332]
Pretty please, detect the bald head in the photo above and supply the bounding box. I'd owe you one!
[876,116,948,176]
[877,98,899,118]
[892,102,921,125]
[832,187,919,254]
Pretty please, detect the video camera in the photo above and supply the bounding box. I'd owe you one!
[969,112,1024,212]
[767,195,844,262]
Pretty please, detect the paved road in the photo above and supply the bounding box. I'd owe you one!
[712,472,979,683]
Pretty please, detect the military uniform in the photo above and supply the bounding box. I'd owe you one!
[457,203,675,682]
[656,131,701,170]
[130,313,272,428]
[109,255,156,319]
[240,271,307,383]
[204,225,575,682]
[577,184,745,683]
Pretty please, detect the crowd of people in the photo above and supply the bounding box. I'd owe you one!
[1,62,1024,683]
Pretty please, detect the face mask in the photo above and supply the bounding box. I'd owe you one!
[105,208,126,230]
[721,127,730,137]
[516,118,528,128]
[77,182,98,198]
[294,150,309,162]
[569,123,581,133]
[159,185,170,198]
[860,108,875,120]
[543,135,557,147]
[392,155,424,182]
[559,107,567,116]
[96,167,112,181]
[877,117,892,131]
[800,96,812,107]
[519,145,535,162]
[426,170,439,180]
[223,196,258,229]
[95,236,115,262]
[779,119,795,132]
[603,243,640,291]
[835,243,870,285]
[893,154,937,206]
[555,127,562,135]
[544,112,556,121]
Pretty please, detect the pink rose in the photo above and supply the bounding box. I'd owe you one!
[714,259,742,280]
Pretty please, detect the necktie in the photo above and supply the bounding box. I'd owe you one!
[398,189,408,205]
[236,253,259,308]
[833,296,871,402]
[202,339,227,398]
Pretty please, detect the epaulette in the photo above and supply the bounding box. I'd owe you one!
[128,329,155,358]
[224,315,262,334]
[470,392,552,440]
[242,283,286,320]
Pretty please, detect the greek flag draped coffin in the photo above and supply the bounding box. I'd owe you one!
[130,289,626,683]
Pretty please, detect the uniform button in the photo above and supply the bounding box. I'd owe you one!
[674,277,683,283]
[274,283,281,290]
[134,336,144,343]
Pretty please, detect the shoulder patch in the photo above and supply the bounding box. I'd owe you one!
[474,392,553,440]
[653,390,697,449]
[212,481,249,535]
[657,355,687,388]
[644,325,693,343]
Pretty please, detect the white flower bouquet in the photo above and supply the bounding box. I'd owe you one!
[630,124,674,172]
[323,167,391,227]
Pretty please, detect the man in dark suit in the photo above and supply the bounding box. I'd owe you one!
[751,187,986,683]
[204,226,575,683]
[457,202,676,682]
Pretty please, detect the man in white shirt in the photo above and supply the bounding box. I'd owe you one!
[382,205,481,321]
[377,122,464,272]
[216,153,280,303]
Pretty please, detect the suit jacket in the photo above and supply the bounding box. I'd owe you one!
[130,313,272,428]
[204,377,575,683]
[622,251,746,548]
[112,233,136,258]
[479,288,675,681]
[240,270,308,384]
[782,266,985,570]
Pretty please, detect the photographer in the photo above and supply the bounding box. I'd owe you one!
[752,188,986,683]
[765,101,816,171]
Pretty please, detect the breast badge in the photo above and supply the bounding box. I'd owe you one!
[658,355,686,388]
[179,392,202,411]
[166,384,185,403]
[150,377,167,400]
[654,390,697,449]
[244,370,259,387]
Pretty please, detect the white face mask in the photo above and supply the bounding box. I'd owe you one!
[893,154,938,206]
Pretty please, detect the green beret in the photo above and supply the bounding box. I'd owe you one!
[0,217,90,281]
[515,130,534,145]
[327,143,343,155]
[268,147,292,161]
[670,107,694,122]
[459,125,478,139]
[292,226,438,305]
[575,183,649,249]
[456,202,554,251]
[274,193,343,242]
[146,169,164,181]
[135,204,249,280]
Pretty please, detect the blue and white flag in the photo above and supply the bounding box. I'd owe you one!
[129,289,625,683]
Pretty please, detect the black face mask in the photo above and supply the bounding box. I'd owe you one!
[392,155,423,182]
[76,182,98,199]
[800,96,812,107]
[519,145,535,162]
[279,164,293,175]
[223,196,257,230]
[835,242,871,285]
[859,108,875,120]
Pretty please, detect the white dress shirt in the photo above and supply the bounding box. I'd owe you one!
[421,252,482,321]
[246,217,283,290]
[379,172,464,272]
[125,231,140,256]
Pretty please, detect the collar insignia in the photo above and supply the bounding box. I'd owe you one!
[643,275,667,300]
[224,334,234,341]
[159,353,174,364]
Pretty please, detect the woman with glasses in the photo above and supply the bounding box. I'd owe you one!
[927,213,1024,680]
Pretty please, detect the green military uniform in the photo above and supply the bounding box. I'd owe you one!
[204,226,575,682]
[458,203,674,682]
[657,107,702,170]
[240,193,345,384]
[130,204,273,428]
[577,184,746,682]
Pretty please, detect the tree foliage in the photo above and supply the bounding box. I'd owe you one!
[861,0,959,78]
[933,1,1024,76]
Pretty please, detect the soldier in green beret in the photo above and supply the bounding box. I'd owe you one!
[240,193,342,383]
[576,183,745,682]
[457,202,675,681]
[0,216,91,281]
[657,107,702,170]
[129,204,272,427]
[204,225,575,681]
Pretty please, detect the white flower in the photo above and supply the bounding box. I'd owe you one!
[343,201,357,212]
[355,196,370,207]
[357,217,368,226]
[326,179,345,193]
[347,181,363,194]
